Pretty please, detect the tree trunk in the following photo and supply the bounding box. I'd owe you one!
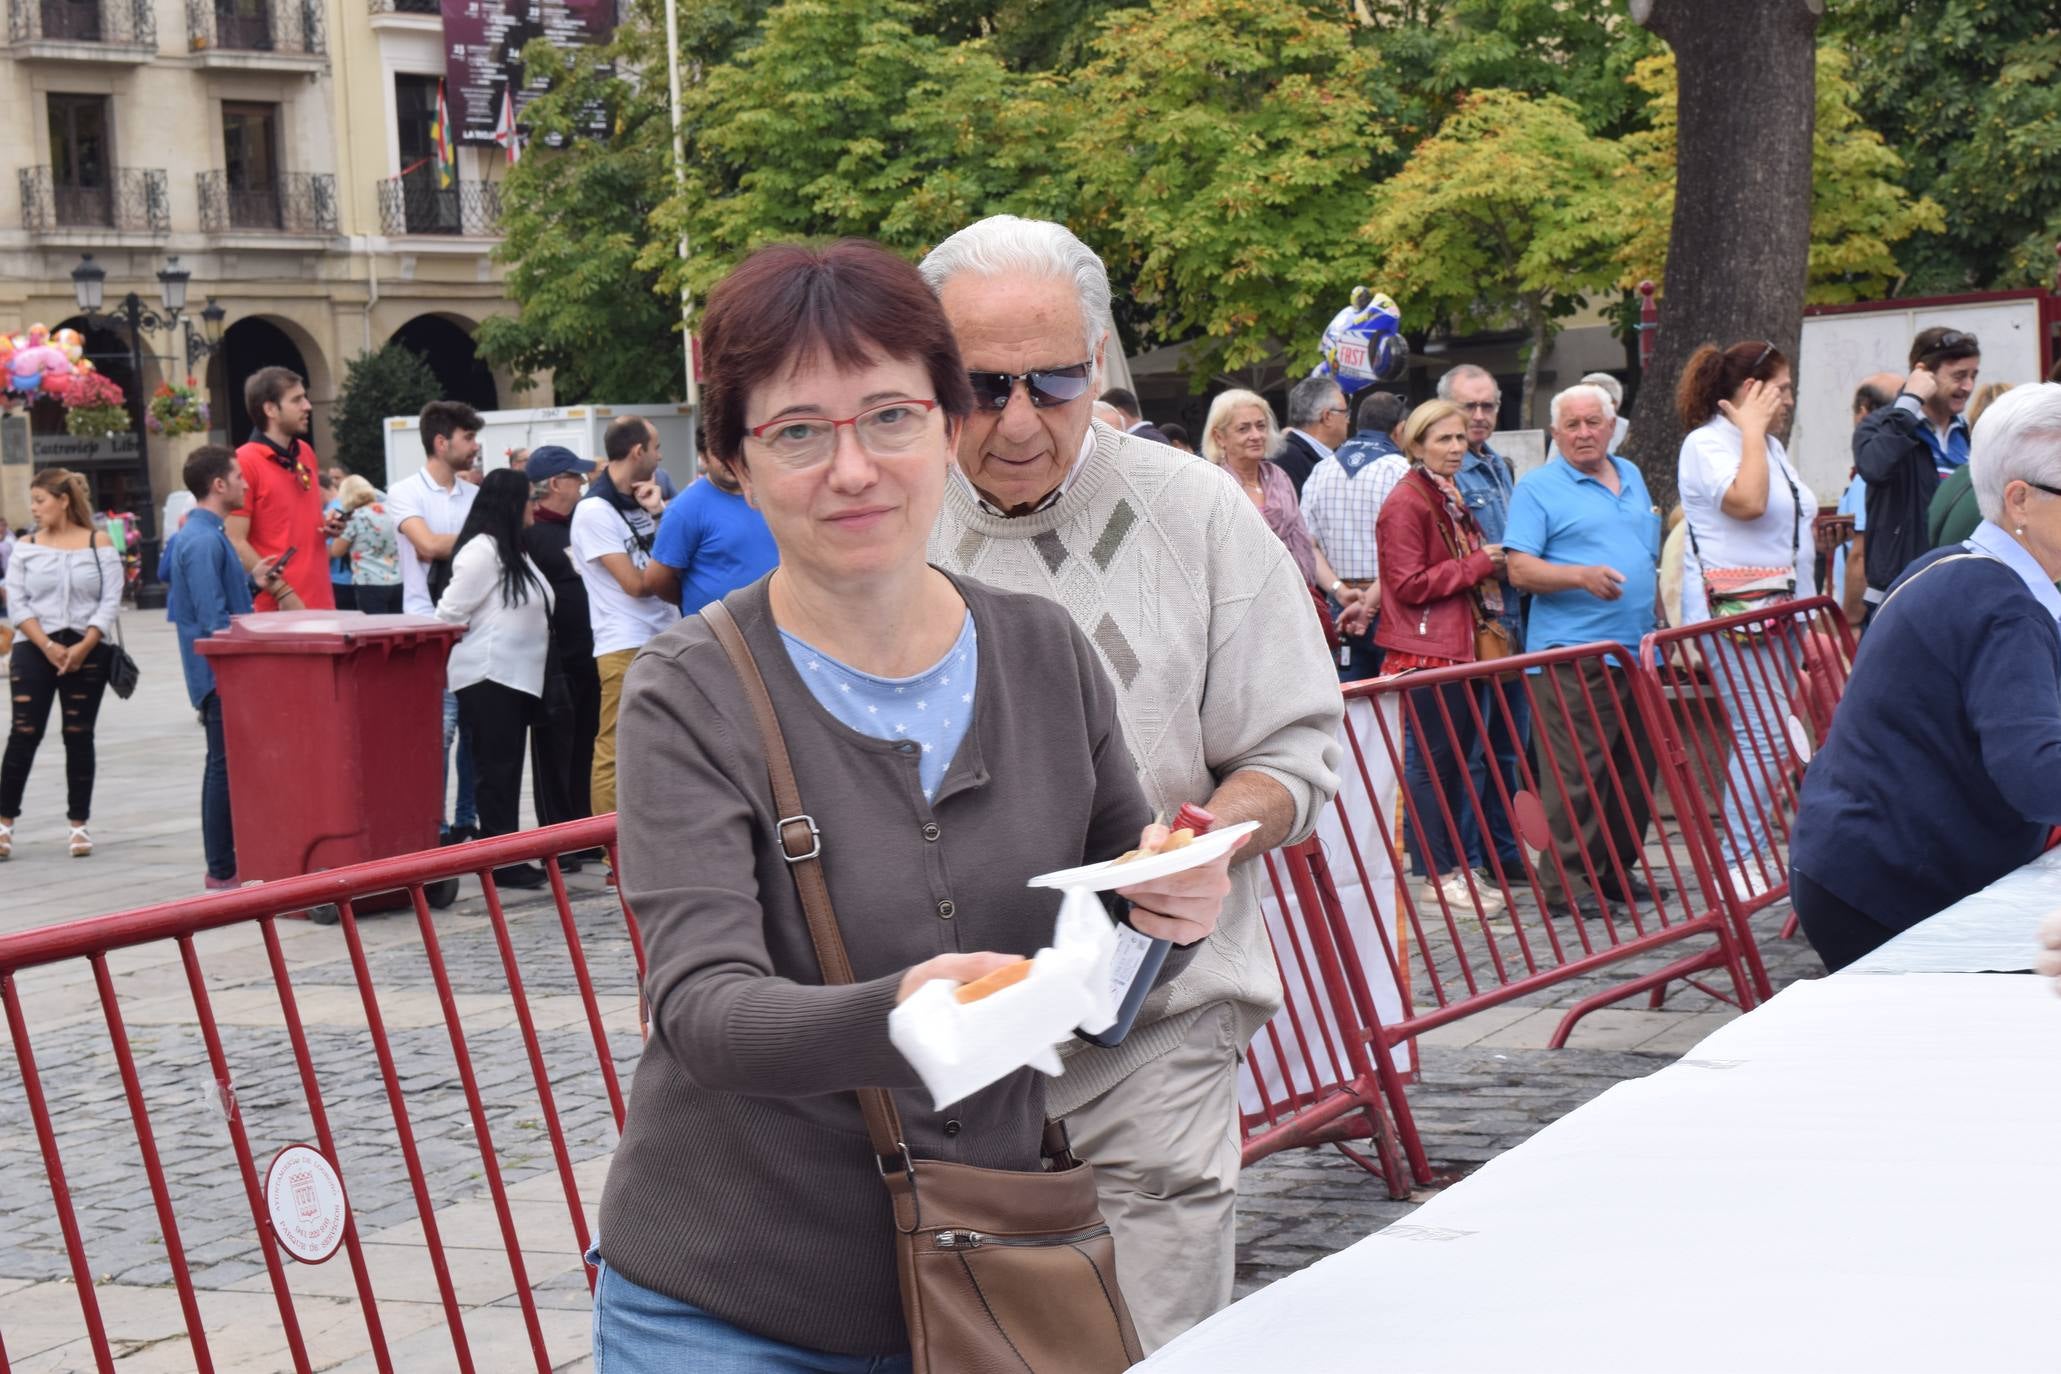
[1626,0,1821,510]
[1521,299,1548,431]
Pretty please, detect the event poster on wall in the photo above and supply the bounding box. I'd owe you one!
[440,0,613,144]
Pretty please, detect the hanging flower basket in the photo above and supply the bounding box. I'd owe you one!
[149,378,210,437]
[52,371,133,439]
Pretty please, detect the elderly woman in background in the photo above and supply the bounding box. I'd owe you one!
[329,475,404,614]
[1791,383,2061,970]
[1674,339,1816,901]
[1375,399,1511,908]
[1203,389,1318,585]
[592,239,1237,1369]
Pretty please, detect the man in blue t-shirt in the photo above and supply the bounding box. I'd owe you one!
[647,443,780,613]
[1503,385,1663,919]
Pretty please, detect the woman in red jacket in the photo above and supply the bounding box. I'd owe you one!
[1376,399,1511,906]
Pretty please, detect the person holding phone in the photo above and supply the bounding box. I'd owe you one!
[1854,326,1981,623]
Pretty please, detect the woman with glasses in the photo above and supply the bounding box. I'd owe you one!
[589,239,1238,1370]
[1792,384,2061,969]
[1675,339,1818,902]
[1,468,123,860]
[1372,400,1512,911]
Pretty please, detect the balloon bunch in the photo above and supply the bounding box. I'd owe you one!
[1,323,95,402]
[1311,287,1409,397]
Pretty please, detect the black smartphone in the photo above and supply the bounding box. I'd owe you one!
[275,545,297,574]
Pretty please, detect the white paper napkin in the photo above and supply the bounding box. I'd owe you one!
[888,886,1119,1109]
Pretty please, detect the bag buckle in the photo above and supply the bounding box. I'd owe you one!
[876,1140,915,1181]
[777,814,822,863]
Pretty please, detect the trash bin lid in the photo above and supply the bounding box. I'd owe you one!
[196,609,466,658]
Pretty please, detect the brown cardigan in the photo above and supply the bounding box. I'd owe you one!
[597,572,1164,1355]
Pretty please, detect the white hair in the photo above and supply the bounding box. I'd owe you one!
[1436,364,1498,402]
[1578,371,1625,407]
[1971,382,2061,524]
[919,215,1111,359]
[1550,383,1618,428]
[1200,389,1277,467]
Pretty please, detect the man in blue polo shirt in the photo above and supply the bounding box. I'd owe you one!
[1503,384,1663,919]
[647,437,779,613]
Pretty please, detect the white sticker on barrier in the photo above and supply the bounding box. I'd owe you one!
[264,1143,348,1264]
[1786,712,1813,764]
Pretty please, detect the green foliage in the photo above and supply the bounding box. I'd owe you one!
[1360,88,1625,421]
[1067,0,1388,384]
[331,345,440,483]
[1615,49,1943,305]
[475,10,684,405]
[1825,0,2061,290]
[646,0,1072,305]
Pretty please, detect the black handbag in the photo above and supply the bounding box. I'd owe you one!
[88,536,140,700]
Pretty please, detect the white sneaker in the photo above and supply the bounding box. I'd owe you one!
[67,825,92,858]
[1421,872,1502,913]
[1725,862,1771,900]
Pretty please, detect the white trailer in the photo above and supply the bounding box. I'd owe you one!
[1789,290,2054,502]
[381,402,700,492]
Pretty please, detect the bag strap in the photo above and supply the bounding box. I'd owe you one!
[1687,457,1803,594]
[699,599,909,1168]
[88,535,122,649]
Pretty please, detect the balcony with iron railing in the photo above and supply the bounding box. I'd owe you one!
[365,0,437,16]
[197,169,338,237]
[186,0,324,67]
[19,167,170,235]
[375,175,502,238]
[6,0,156,60]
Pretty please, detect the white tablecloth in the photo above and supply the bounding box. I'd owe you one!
[1847,845,2061,975]
[1145,866,2061,1372]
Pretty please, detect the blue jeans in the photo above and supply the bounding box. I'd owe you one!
[1405,676,1526,876]
[588,1245,911,1374]
[1708,634,1788,869]
[200,691,235,880]
[1333,605,1385,683]
[440,689,478,833]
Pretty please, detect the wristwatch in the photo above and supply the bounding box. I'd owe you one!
[1328,579,1344,595]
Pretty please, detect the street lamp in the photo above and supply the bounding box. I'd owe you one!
[187,297,227,371]
[68,252,218,606]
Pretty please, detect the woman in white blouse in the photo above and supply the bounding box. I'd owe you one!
[2,468,124,858]
[434,468,555,888]
[1675,341,1818,900]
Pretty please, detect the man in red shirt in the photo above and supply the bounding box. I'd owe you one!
[227,366,338,611]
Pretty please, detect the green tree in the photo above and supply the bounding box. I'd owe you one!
[1360,88,1626,425]
[1615,48,1944,305]
[1065,0,1389,388]
[1825,0,2061,291]
[330,344,440,483]
[647,0,1073,306]
[474,10,683,405]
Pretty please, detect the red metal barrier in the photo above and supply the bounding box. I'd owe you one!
[1639,597,1859,989]
[0,817,639,1374]
[1238,644,1754,1192]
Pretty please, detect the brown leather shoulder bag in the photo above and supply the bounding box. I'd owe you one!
[701,600,1144,1374]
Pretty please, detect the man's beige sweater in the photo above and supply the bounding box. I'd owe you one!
[931,421,1344,1114]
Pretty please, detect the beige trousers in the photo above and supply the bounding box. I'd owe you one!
[590,649,637,818]
[1061,1004,1243,1354]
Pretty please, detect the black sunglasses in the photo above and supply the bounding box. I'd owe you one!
[966,362,1093,411]
[1748,339,1779,372]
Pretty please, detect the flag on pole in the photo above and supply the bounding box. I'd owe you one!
[432,80,456,189]
[493,86,520,165]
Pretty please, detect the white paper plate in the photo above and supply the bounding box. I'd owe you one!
[1026,821,1261,892]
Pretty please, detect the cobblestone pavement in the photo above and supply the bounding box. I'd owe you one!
[0,616,1832,1368]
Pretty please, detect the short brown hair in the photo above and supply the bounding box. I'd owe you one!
[245,366,304,428]
[183,445,238,500]
[603,415,653,462]
[1909,326,1980,371]
[1677,339,1789,430]
[698,239,974,469]
[419,399,483,455]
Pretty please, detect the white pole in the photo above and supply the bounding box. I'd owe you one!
[662,0,698,419]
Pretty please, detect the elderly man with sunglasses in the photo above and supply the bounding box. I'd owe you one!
[921,215,1342,1353]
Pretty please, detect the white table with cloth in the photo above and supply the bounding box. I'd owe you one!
[1144,851,2061,1373]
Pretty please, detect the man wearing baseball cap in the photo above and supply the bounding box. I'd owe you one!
[523,446,605,859]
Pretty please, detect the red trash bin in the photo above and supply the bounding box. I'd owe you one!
[198,610,463,886]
